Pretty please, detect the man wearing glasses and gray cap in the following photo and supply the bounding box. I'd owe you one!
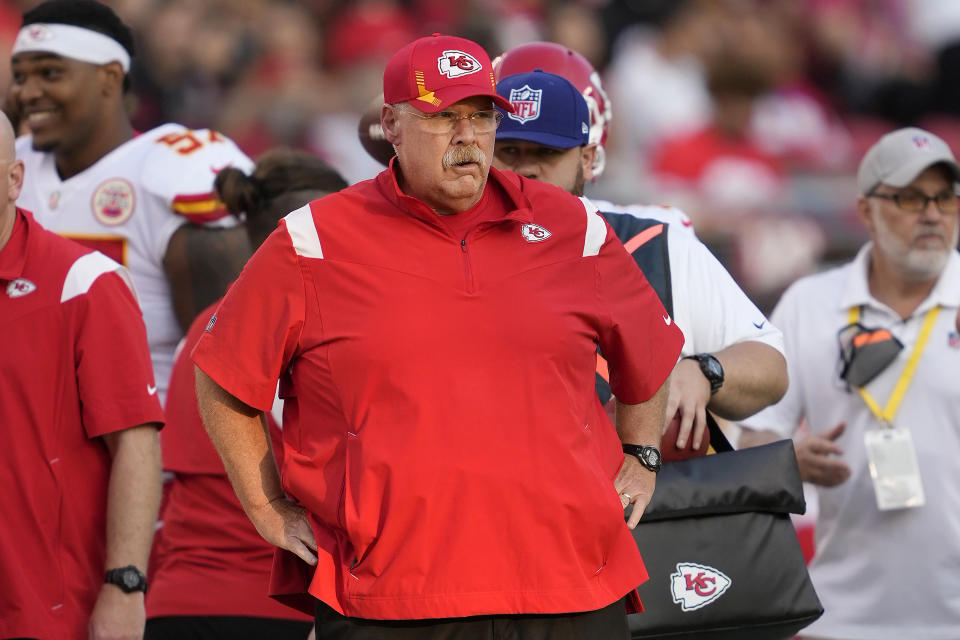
[739,126,960,640]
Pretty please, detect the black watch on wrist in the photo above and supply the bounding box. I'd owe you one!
[105,565,147,594]
[622,444,662,473]
[683,353,725,395]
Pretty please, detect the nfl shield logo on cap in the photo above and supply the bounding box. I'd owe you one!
[508,85,542,124]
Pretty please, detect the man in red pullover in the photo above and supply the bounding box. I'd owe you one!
[194,34,683,639]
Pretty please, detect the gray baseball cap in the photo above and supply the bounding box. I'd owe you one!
[856,127,960,195]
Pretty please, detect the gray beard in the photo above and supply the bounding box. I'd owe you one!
[873,213,958,282]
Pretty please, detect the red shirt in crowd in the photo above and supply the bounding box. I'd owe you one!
[0,210,163,640]
[146,302,311,622]
[193,163,683,620]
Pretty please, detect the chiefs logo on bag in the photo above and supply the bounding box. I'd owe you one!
[670,562,732,612]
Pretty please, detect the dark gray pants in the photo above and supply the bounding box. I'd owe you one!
[314,598,630,640]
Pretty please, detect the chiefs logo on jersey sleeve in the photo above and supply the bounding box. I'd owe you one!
[91,178,136,226]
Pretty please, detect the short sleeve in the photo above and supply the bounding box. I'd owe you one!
[141,126,254,224]
[76,270,164,438]
[595,221,684,404]
[192,221,306,411]
[672,231,785,357]
[738,287,805,437]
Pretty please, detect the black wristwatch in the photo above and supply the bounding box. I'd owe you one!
[684,353,724,395]
[622,444,662,473]
[105,565,147,594]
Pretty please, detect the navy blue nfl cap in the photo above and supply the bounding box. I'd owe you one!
[496,70,590,149]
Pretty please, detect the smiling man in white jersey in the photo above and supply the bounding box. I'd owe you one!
[8,0,254,400]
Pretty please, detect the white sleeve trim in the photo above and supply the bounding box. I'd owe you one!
[579,196,606,257]
[284,205,324,258]
[61,251,137,303]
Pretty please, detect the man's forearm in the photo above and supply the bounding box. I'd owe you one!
[195,367,283,514]
[616,375,670,446]
[102,424,163,571]
[708,342,787,421]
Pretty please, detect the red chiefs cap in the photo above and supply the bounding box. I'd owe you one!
[383,33,514,114]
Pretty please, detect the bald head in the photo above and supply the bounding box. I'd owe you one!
[0,111,16,163]
[0,111,24,250]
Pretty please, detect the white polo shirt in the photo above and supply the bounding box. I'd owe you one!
[742,244,960,640]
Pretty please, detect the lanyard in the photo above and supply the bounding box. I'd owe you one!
[847,305,940,425]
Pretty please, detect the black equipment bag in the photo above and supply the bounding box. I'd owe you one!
[628,422,823,639]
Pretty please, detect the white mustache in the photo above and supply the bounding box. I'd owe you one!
[442,146,487,170]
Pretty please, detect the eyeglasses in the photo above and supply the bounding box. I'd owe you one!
[401,108,503,135]
[868,189,959,214]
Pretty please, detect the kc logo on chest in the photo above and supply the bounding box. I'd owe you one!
[521,223,552,243]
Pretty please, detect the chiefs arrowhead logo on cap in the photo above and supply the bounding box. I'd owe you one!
[438,50,481,78]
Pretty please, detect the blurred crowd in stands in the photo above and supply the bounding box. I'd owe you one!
[2,0,959,311]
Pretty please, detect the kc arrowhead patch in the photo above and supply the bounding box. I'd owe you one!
[521,223,552,243]
[670,562,732,612]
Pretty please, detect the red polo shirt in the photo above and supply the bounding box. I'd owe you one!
[0,210,163,640]
[193,164,683,620]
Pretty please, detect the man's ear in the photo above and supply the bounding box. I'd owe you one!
[581,144,598,182]
[856,195,876,235]
[381,104,402,146]
[8,159,24,202]
[99,61,126,98]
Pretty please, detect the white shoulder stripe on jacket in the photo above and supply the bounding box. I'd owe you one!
[580,196,606,257]
[61,251,136,303]
[284,204,324,258]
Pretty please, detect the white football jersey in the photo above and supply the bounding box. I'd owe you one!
[16,123,254,399]
[587,197,783,357]
[589,198,697,237]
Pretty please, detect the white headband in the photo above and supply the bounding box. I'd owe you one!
[12,23,130,72]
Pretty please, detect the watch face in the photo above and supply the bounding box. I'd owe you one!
[643,448,661,466]
[704,358,723,379]
[122,571,140,589]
